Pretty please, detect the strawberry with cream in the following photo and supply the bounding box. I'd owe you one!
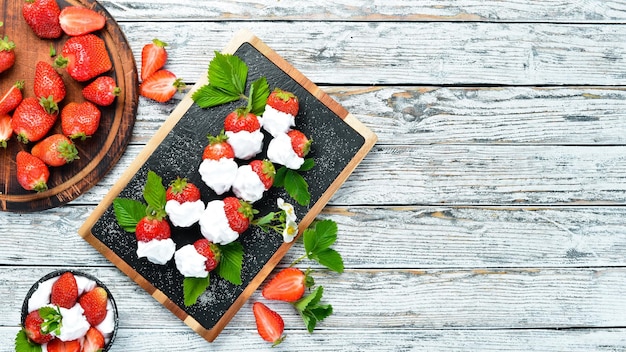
[198,131,238,195]
[164,177,204,227]
[199,197,254,245]
[175,239,221,278]
[224,108,263,160]
[261,88,299,137]
[135,214,175,265]
[232,159,275,203]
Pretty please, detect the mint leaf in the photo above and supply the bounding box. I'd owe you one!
[208,51,247,96]
[284,169,311,206]
[299,158,316,172]
[143,170,166,211]
[192,84,241,108]
[183,276,210,306]
[15,329,42,352]
[113,198,146,232]
[39,306,62,336]
[293,286,333,333]
[248,77,270,116]
[312,248,344,273]
[217,242,244,285]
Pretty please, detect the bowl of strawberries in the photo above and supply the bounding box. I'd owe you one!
[16,270,118,352]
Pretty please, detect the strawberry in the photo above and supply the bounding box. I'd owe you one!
[166,177,201,203]
[23,310,54,344]
[46,338,81,352]
[252,302,285,346]
[249,159,275,190]
[0,80,25,115]
[16,151,49,192]
[0,34,16,74]
[224,108,261,133]
[58,6,106,36]
[34,61,66,103]
[82,76,120,106]
[135,216,171,242]
[262,267,312,302]
[12,97,58,144]
[61,101,101,140]
[193,238,221,272]
[82,327,105,352]
[31,134,79,167]
[78,287,108,326]
[267,88,299,116]
[22,0,62,39]
[139,69,185,103]
[202,130,234,160]
[55,34,112,82]
[50,271,78,308]
[0,114,11,148]
[223,196,253,234]
[141,38,168,81]
[287,129,312,158]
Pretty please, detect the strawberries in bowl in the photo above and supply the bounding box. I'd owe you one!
[17,270,118,352]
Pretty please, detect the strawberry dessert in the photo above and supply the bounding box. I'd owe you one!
[266,129,312,170]
[198,197,254,245]
[198,131,238,195]
[232,159,275,203]
[174,239,221,278]
[135,212,176,265]
[18,271,117,351]
[261,88,299,137]
[164,177,204,227]
[223,108,264,160]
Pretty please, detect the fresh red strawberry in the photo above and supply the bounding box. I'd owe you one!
[135,216,171,242]
[224,108,261,133]
[34,61,66,103]
[267,88,299,116]
[55,34,112,82]
[0,34,16,74]
[12,97,58,144]
[249,159,275,190]
[139,69,185,103]
[78,287,108,326]
[58,6,106,36]
[50,271,78,308]
[141,38,168,81]
[82,327,105,352]
[0,114,11,148]
[61,101,101,140]
[262,267,312,302]
[22,0,62,39]
[202,130,234,160]
[47,338,81,352]
[287,129,312,158]
[0,80,25,115]
[23,310,54,344]
[16,151,49,192]
[82,76,120,106]
[252,302,285,346]
[193,238,221,272]
[31,134,79,167]
[223,196,253,234]
[166,177,201,203]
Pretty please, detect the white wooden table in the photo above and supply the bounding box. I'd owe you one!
[2,1,626,350]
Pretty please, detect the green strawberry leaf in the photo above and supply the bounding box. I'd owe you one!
[311,248,344,273]
[293,286,333,333]
[183,276,210,306]
[208,51,247,96]
[217,242,244,285]
[284,169,311,206]
[299,158,316,172]
[14,329,42,352]
[306,219,338,252]
[192,84,241,108]
[113,198,146,232]
[302,220,343,272]
[248,76,270,116]
[143,170,166,211]
[273,166,287,187]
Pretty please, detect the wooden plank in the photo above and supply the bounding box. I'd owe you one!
[114,22,626,85]
[99,0,626,23]
[2,206,626,268]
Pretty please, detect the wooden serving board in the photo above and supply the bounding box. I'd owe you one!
[0,0,138,212]
[78,29,377,342]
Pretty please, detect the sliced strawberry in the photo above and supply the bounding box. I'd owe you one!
[78,287,108,326]
[135,216,171,242]
[50,271,79,309]
[23,310,54,344]
[224,108,261,133]
[82,327,105,352]
[252,302,285,346]
[34,61,66,103]
[287,129,312,158]
[267,88,299,116]
[141,38,168,81]
[166,177,201,203]
[46,338,81,352]
[22,0,62,39]
[31,134,79,167]
[0,80,24,115]
[59,6,106,36]
[16,151,49,192]
[202,130,235,160]
[82,76,120,106]
[223,196,253,234]
[61,101,101,140]
[0,34,16,74]
[262,267,311,302]
[193,238,221,272]
[139,69,185,103]
[55,34,112,82]
[0,114,11,148]
[249,159,275,190]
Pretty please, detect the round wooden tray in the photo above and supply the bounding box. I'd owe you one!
[0,0,138,212]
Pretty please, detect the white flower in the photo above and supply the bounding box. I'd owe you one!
[277,198,297,222]
[283,219,299,243]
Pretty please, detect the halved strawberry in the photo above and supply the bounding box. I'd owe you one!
[59,6,106,36]
[287,129,312,158]
[22,310,54,344]
[46,338,81,352]
[223,196,254,234]
[55,34,112,82]
[16,151,49,192]
[193,238,221,272]
[224,108,261,133]
[141,38,168,81]
[0,80,24,115]
[82,327,105,352]
[31,134,79,167]
[166,177,201,203]
[61,101,101,140]
[262,267,312,302]
[50,271,78,309]
[249,159,275,190]
[78,287,108,326]
[267,88,299,116]
[252,302,285,346]
[22,0,62,39]
[0,114,11,148]
[139,69,185,103]
[82,76,120,106]
[34,61,66,103]
[202,130,235,160]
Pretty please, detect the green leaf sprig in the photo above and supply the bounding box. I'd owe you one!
[113,170,166,231]
[293,286,333,333]
[294,219,344,273]
[38,306,63,336]
[274,158,315,206]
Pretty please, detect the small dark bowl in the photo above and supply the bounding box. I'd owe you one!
[20,270,119,351]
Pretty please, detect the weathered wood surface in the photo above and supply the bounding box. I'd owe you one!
[1,0,625,350]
